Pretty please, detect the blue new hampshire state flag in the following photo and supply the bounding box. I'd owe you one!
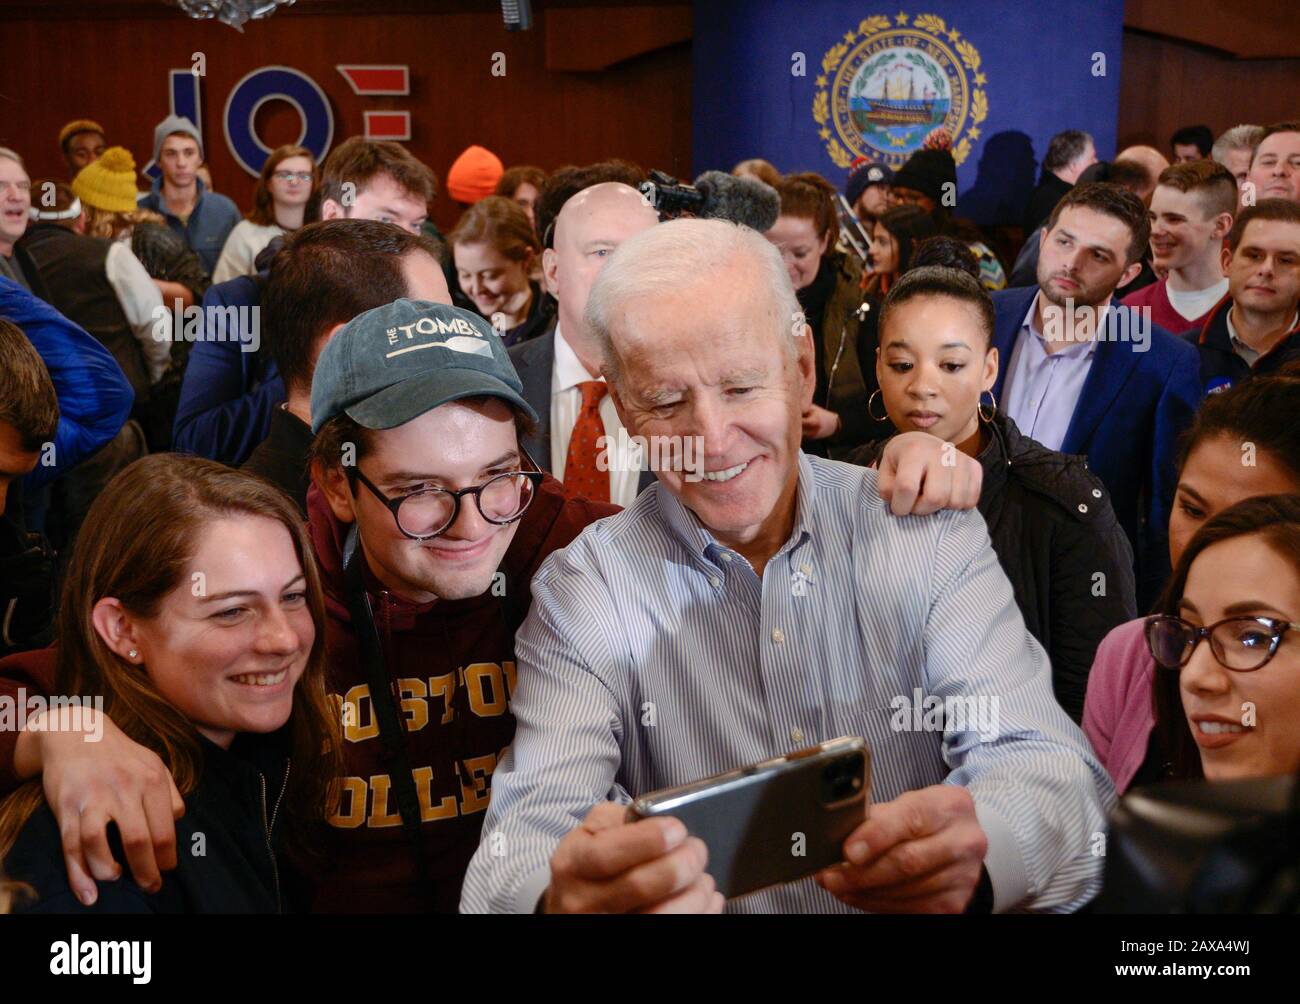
[693,0,1125,225]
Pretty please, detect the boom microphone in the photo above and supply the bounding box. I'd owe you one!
[640,170,781,232]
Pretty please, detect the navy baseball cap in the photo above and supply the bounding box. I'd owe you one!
[845,159,895,207]
[310,299,538,435]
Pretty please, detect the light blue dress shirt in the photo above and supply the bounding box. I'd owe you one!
[460,453,1115,914]
[1002,293,1099,451]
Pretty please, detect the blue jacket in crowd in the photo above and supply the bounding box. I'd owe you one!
[991,286,1203,607]
[0,277,133,494]
[171,274,284,465]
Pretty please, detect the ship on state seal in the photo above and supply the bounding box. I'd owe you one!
[853,66,936,129]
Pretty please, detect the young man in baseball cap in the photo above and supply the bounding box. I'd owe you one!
[295,299,618,909]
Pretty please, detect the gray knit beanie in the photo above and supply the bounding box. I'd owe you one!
[152,114,203,164]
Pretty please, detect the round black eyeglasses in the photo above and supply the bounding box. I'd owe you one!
[352,466,544,541]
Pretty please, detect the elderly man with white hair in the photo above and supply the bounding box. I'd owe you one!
[460,218,1114,915]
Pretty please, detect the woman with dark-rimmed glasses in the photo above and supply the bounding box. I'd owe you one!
[1084,376,1300,791]
[1144,494,1300,782]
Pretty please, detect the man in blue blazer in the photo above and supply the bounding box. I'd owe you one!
[992,183,1202,607]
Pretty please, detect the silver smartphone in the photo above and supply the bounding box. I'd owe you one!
[626,736,870,899]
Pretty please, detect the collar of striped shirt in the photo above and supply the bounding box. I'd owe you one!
[657,452,817,573]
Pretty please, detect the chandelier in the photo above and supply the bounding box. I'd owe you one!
[174,0,296,32]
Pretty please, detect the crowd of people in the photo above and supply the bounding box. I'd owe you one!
[0,108,1298,915]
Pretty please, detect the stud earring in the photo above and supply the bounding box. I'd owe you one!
[128,649,138,660]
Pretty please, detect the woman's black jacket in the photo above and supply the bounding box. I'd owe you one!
[851,412,1137,722]
[7,728,293,914]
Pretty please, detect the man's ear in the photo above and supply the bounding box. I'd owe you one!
[319,198,343,222]
[1213,211,1234,242]
[1220,243,1234,277]
[795,326,816,411]
[604,375,632,435]
[90,597,142,664]
[313,459,358,525]
[600,350,632,432]
[1117,259,1143,290]
[542,247,559,297]
[308,322,348,377]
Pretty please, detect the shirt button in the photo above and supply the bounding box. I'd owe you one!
[800,563,812,575]
[709,576,721,589]
[790,727,805,744]
[1077,503,1089,514]
[771,628,785,644]
[1092,488,1102,498]
[720,553,733,563]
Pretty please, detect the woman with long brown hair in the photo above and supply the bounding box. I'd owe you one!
[213,144,317,283]
[449,194,554,346]
[0,454,341,912]
[1084,376,1300,792]
[1146,494,1300,782]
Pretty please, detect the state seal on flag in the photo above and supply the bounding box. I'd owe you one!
[812,12,989,170]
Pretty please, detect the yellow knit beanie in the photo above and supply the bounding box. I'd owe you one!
[71,146,140,214]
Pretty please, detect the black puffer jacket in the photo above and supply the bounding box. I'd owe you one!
[852,412,1137,722]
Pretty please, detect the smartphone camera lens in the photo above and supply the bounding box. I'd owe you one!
[820,752,864,805]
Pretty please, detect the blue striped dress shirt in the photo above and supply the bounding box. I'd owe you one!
[460,453,1116,914]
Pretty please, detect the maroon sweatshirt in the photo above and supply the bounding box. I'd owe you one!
[0,475,616,913]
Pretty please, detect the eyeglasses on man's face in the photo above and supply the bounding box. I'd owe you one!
[272,171,313,183]
[351,462,544,541]
[1145,614,1295,672]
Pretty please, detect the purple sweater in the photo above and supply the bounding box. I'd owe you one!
[1083,618,1156,794]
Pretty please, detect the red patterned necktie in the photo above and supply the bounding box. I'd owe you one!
[563,380,610,502]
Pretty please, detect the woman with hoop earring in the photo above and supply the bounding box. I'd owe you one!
[849,264,1137,724]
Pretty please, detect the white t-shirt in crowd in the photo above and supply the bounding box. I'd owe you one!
[1166,277,1229,322]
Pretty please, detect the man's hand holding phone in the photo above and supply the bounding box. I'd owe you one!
[814,785,987,913]
[542,802,726,914]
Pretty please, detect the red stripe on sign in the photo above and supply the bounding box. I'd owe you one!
[336,65,409,95]
[364,111,411,141]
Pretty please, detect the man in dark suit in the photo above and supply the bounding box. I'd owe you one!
[992,183,1202,606]
[509,181,659,504]
[1023,129,1096,235]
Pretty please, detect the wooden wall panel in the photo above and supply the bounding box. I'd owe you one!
[1117,27,1300,153]
[0,5,692,230]
[1124,0,1300,59]
[1,1,1292,232]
